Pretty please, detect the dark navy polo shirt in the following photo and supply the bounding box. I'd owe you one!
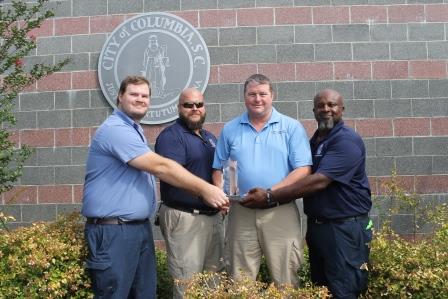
[303,121,372,219]
[155,119,218,212]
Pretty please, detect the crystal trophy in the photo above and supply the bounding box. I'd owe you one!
[223,159,241,201]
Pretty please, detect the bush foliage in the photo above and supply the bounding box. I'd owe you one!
[0,214,91,298]
[365,225,448,298]
[1,212,447,298]
[183,272,329,299]
[364,169,448,298]
[1,173,447,298]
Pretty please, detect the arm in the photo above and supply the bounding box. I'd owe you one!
[241,172,332,209]
[128,151,229,209]
[212,169,223,189]
[211,127,229,191]
[271,166,311,191]
[243,131,365,208]
[273,172,332,202]
[242,120,313,208]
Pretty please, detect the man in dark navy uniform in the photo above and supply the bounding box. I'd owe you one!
[242,89,372,299]
[155,88,224,298]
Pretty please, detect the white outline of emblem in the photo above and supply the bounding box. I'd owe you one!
[98,12,210,125]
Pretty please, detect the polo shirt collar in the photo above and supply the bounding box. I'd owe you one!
[310,120,345,145]
[114,109,140,127]
[240,107,281,125]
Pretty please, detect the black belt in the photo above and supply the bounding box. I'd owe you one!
[308,214,368,224]
[86,217,148,225]
[162,202,219,216]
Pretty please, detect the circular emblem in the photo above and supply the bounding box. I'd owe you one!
[98,12,210,124]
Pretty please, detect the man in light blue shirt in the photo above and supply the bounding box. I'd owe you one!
[213,74,312,286]
[82,76,228,298]
[82,107,157,220]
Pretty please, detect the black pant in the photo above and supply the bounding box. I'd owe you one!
[306,216,372,299]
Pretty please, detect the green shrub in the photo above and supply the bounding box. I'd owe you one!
[184,271,330,299]
[1,184,448,299]
[0,213,91,298]
[0,0,69,200]
[364,224,448,298]
[0,213,173,298]
[256,251,312,287]
[363,168,448,298]
[378,168,448,238]
[155,246,173,299]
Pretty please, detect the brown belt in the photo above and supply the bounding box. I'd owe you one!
[86,217,148,225]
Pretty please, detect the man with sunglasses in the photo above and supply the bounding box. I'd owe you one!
[82,77,228,298]
[212,74,312,286]
[155,87,224,299]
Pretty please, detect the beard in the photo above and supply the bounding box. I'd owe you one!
[317,118,335,131]
[179,112,206,131]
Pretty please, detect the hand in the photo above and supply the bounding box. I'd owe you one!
[241,188,269,209]
[200,184,230,209]
[219,204,230,215]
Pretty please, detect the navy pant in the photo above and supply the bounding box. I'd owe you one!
[306,217,372,299]
[84,222,156,299]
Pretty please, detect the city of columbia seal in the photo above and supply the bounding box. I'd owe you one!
[98,12,210,124]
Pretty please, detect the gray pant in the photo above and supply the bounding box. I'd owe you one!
[226,201,304,287]
[159,204,225,299]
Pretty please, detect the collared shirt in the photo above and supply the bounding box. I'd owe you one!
[213,108,312,194]
[304,121,372,219]
[81,109,157,220]
[155,119,218,211]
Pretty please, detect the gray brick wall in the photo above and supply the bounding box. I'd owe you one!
[1,0,447,238]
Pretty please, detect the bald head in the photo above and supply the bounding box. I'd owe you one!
[179,87,203,104]
[314,89,343,106]
[313,89,345,132]
[178,87,206,132]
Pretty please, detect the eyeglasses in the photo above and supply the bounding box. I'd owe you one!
[181,102,204,109]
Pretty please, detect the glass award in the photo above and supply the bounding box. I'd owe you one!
[223,159,242,201]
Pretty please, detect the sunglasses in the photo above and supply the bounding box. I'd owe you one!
[181,102,204,109]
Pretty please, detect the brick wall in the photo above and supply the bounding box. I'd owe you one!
[1,0,448,237]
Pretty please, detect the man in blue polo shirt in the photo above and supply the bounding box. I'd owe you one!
[212,74,312,286]
[243,89,372,298]
[155,87,224,299]
[82,76,229,298]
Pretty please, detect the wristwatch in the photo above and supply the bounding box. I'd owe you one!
[266,188,277,206]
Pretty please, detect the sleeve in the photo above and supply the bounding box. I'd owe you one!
[316,137,363,185]
[212,126,230,170]
[288,121,313,169]
[98,124,151,163]
[155,129,187,165]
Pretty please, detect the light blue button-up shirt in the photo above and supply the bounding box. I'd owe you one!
[82,109,157,220]
[213,108,312,194]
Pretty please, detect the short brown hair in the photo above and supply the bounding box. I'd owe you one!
[243,74,273,94]
[116,75,151,105]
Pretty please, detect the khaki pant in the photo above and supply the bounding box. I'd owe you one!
[159,204,225,299]
[226,201,304,287]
